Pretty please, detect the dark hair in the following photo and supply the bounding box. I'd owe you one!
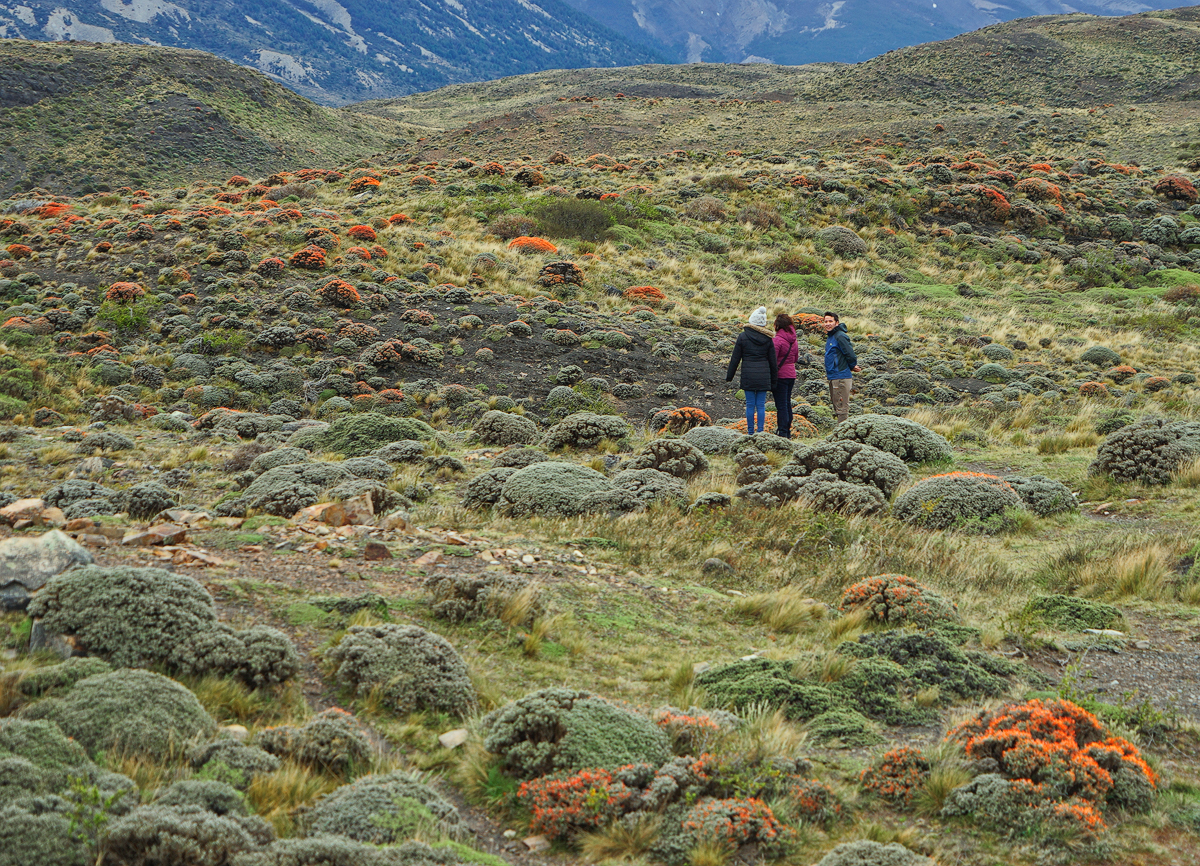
[823,311,840,322]
[774,312,794,332]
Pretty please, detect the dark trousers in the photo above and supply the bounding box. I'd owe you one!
[772,378,795,438]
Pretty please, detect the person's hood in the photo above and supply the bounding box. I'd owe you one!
[827,323,847,337]
[744,325,774,340]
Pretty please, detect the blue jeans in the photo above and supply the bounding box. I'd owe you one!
[744,390,768,433]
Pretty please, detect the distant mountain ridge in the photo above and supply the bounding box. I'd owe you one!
[0,0,661,105]
[556,0,1191,64]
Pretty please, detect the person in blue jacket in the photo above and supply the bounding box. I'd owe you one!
[823,311,860,424]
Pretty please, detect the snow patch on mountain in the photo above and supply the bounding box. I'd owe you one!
[99,0,189,25]
[11,4,35,25]
[43,7,115,40]
[254,48,321,88]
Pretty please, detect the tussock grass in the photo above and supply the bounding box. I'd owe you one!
[732,587,827,633]
[245,761,342,836]
[579,813,664,862]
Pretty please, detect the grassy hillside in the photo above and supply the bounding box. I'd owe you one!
[0,39,406,196]
[1,8,1199,866]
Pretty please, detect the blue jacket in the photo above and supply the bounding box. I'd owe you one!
[824,323,857,380]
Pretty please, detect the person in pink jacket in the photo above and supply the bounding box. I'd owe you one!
[772,312,799,438]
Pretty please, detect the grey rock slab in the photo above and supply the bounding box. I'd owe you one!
[0,529,93,609]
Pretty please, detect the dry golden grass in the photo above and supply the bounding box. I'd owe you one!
[579,813,664,862]
[1078,544,1173,600]
[732,587,827,634]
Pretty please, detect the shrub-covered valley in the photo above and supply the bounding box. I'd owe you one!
[2,8,1200,866]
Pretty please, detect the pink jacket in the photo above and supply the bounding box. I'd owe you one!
[773,327,798,379]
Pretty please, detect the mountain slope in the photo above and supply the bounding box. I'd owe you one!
[0,0,662,106]
[0,39,404,195]
[556,0,1193,64]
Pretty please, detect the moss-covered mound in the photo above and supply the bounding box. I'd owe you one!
[1089,417,1200,484]
[829,414,954,463]
[321,412,436,457]
[892,472,1023,530]
[307,771,469,844]
[1022,595,1124,631]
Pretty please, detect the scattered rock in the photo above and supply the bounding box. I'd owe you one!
[0,529,93,610]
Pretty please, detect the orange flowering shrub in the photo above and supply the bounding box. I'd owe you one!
[388,213,412,225]
[536,261,584,289]
[377,388,406,403]
[369,245,388,259]
[347,224,377,242]
[1027,162,1054,173]
[318,279,360,308]
[946,699,1157,831]
[788,779,844,824]
[1079,381,1110,397]
[345,246,372,261]
[399,309,435,326]
[214,192,243,204]
[348,175,379,191]
[793,313,825,334]
[32,202,71,219]
[622,285,666,306]
[859,747,931,805]
[1105,364,1136,383]
[508,236,557,254]
[1153,174,1198,202]
[298,328,328,349]
[519,768,639,837]
[838,574,957,627]
[480,161,505,176]
[683,797,790,851]
[256,257,285,279]
[654,709,725,754]
[1143,376,1170,392]
[658,407,712,434]
[227,175,251,186]
[1015,177,1062,202]
[410,175,437,188]
[289,246,327,270]
[105,282,145,302]
[5,244,32,259]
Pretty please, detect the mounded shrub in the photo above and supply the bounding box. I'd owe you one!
[27,566,299,686]
[828,414,953,463]
[307,771,469,843]
[327,625,475,717]
[100,804,274,866]
[321,412,436,456]
[481,688,671,779]
[818,225,868,257]
[611,468,688,506]
[492,447,549,469]
[498,461,614,518]
[541,412,631,450]
[460,467,518,510]
[1004,474,1076,516]
[22,669,215,760]
[255,709,370,776]
[838,575,958,627]
[683,425,744,454]
[0,717,91,797]
[240,463,353,517]
[860,747,932,805]
[790,472,889,515]
[155,779,248,815]
[1089,417,1200,484]
[189,740,281,790]
[1022,595,1123,631]
[892,472,1023,530]
[1080,345,1122,367]
[6,656,113,700]
[694,659,835,721]
[813,841,934,866]
[626,438,709,478]
[126,481,179,520]
[0,804,91,866]
[426,573,541,625]
[231,837,481,866]
[782,440,911,495]
[806,708,882,746]
[474,410,538,446]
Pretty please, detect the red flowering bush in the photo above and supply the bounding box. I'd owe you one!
[1143,376,1170,392]
[519,767,639,838]
[348,224,377,242]
[658,407,711,434]
[1106,364,1137,383]
[227,175,251,187]
[947,699,1157,831]
[345,246,372,261]
[369,245,388,259]
[256,257,285,279]
[508,236,557,254]
[290,246,327,270]
[860,747,931,805]
[6,244,32,259]
[318,279,360,308]
[215,192,243,204]
[1153,175,1198,203]
[794,313,826,334]
[410,175,437,188]
[622,285,666,306]
[480,161,505,176]
[337,322,380,346]
[105,282,146,302]
[653,710,725,755]
[298,328,328,349]
[536,261,584,289]
[32,202,71,218]
[838,574,958,627]
[1079,381,1110,398]
[388,213,412,225]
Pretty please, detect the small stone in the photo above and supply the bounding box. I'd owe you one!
[40,507,66,527]
[692,662,711,675]
[701,557,734,577]
[221,724,250,741]
[363,540,392,561]
[1133,640,1151,650]
[413,550,445,567]
[1084,628,1125,637]
[502,830,517,840]
[521,554,536,565]
[437,728,469,749]
[0,499,45,526]
[523,836,551,853]
[341,492,375,526]
[0,530,93,611]
[378,510,411,531]
[65,517,97,532]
